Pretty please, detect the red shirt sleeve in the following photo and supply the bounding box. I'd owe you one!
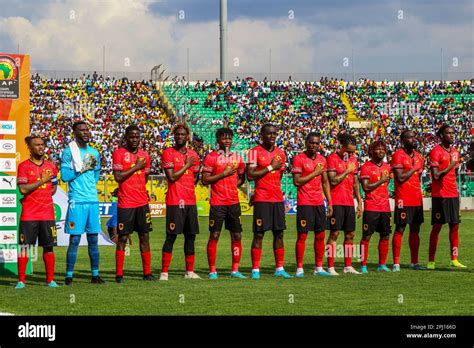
[353,158,359,175]
[237,156,245,175]
[327,154,336,171]
[145,153,151,174]
[391,151,403,169]
[202,153,214,173]
[292,154,302,174]
[161,149,174,169]
[429,148,440,168]
[112,149,123,171]
[280,151,287,171]
[247,149,258,166]
[17,162,27,184]
[359,163,370,180]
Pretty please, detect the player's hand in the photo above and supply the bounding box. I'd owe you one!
[40,170,54,184]
[81,155,97,173]
[185,155,195,169]
[448,158,458,170]
[270,157,282,171]
[314,163,325,176]
[345,162,356,174]
[135,157,146,170]
[380,172,390,184]
[223,165,237,177]
[356,204,363,218]
[326,205,333,217]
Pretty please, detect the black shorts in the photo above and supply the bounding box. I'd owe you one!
[209,204,242,233]
[431,197,461,225]
[362,211,392,237]
[253,202,286,233]
[19,220,56,247]
[297,205,326,233]
[166,205,200,235]
[328,205,356,232]
[394,205,424,226]
[117,204,153,235]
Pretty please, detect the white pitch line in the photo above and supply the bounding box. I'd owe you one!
[0,312,15,316]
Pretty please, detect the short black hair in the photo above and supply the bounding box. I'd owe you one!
[260,123,277,134]
[125,125,140,137]
[72,120,87,132]
[25,135,43,147]
[337,132,357,146]
[216,127,233,139]
[306,132,321,142]
[436,124,452,137]
[400,129,413,140]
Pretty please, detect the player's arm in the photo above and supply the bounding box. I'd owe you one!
[431,160,457,180]
[164,156,194,183]
[18,171,55,195]
[354,175,363,217]
[361,174,390,193]
[194,172,200,185]
[247,157,282,181]
[113,158,146,184]
[327,168,351,186]
[237,172,245,187]
[60,149,80,182]
[293,166,324,186]
[392,167,416,184]
[202,167,236,185]
[322,171,333,216]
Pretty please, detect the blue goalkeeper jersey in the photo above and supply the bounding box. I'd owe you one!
[61,145,101,203]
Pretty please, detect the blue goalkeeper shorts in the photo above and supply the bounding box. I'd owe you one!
[65,202,102,235]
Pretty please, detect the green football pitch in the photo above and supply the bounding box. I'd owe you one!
[0,213,472,316]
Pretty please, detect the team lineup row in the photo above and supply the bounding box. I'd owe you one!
[13,121,466,288]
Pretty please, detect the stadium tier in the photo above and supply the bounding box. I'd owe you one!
[30,76,474,201]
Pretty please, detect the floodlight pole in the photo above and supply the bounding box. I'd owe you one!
[220,0,228,81]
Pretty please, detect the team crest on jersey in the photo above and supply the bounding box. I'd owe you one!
[363,224,368,231]
[256,219,263,227]
[383,170,389,176]
[275,155,281,161]
[44,168,53,176]
[118,223,124,231]
[331,218,336,225]
[435,213,441,219]
[69,221,75,230]
[170,223,176,231]
[209,219,215,227]
[300,220,307,227]
[400,212,407,219]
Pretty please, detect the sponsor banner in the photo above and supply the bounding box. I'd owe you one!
[0,212,16,226]
[0,158,16,172]
[0,230,17,244]
[0,121,16,135]
[0,55,20,99]
[149,202,166,217]
[0,176,16,190]
[0,247,17,262]
[0,193,16,208]
[240,201,253,216]
[0,139,16,153]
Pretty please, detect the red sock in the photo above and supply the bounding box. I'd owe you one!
[116,250,125,277]
[408,230,420,264]
[449,224,459,260]
[327,242,336,268]
[314,231,325,268]
[185,254,195,272]
[162,251,172,273]
[43,252,55,283]
[360,240,369,266]
[378,239,389,265]
[231,239,242,273]
[251,247,262,270]
[207,239,218,273]
[17,255,28,283]
[392,231,403,264]
[429,224,443,262]
[344,243,353,267]
[274,247,284,268]
[295,233,307,268]
[141,251,151,275]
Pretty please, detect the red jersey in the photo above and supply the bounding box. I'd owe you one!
[247,145,286,203]
[326,152,358,206]
[292,152,327,206]
[17,159,58,221]
[390,149,424,207]
[202,150,245,206]
[359,161,391,212]
[161,147,200,205]
[112,147,151,208]
[429,145,460,198]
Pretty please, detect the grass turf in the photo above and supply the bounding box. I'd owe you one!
[0,213,472,315]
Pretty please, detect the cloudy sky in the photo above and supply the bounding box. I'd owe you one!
[0,0,472,79]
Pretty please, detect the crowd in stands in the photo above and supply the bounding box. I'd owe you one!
[30,74,473,178]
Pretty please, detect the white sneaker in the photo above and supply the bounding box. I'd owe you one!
[343,266,361,274]
[327,267,339,276]
[159,272,168,281]
[184,271,201,279]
